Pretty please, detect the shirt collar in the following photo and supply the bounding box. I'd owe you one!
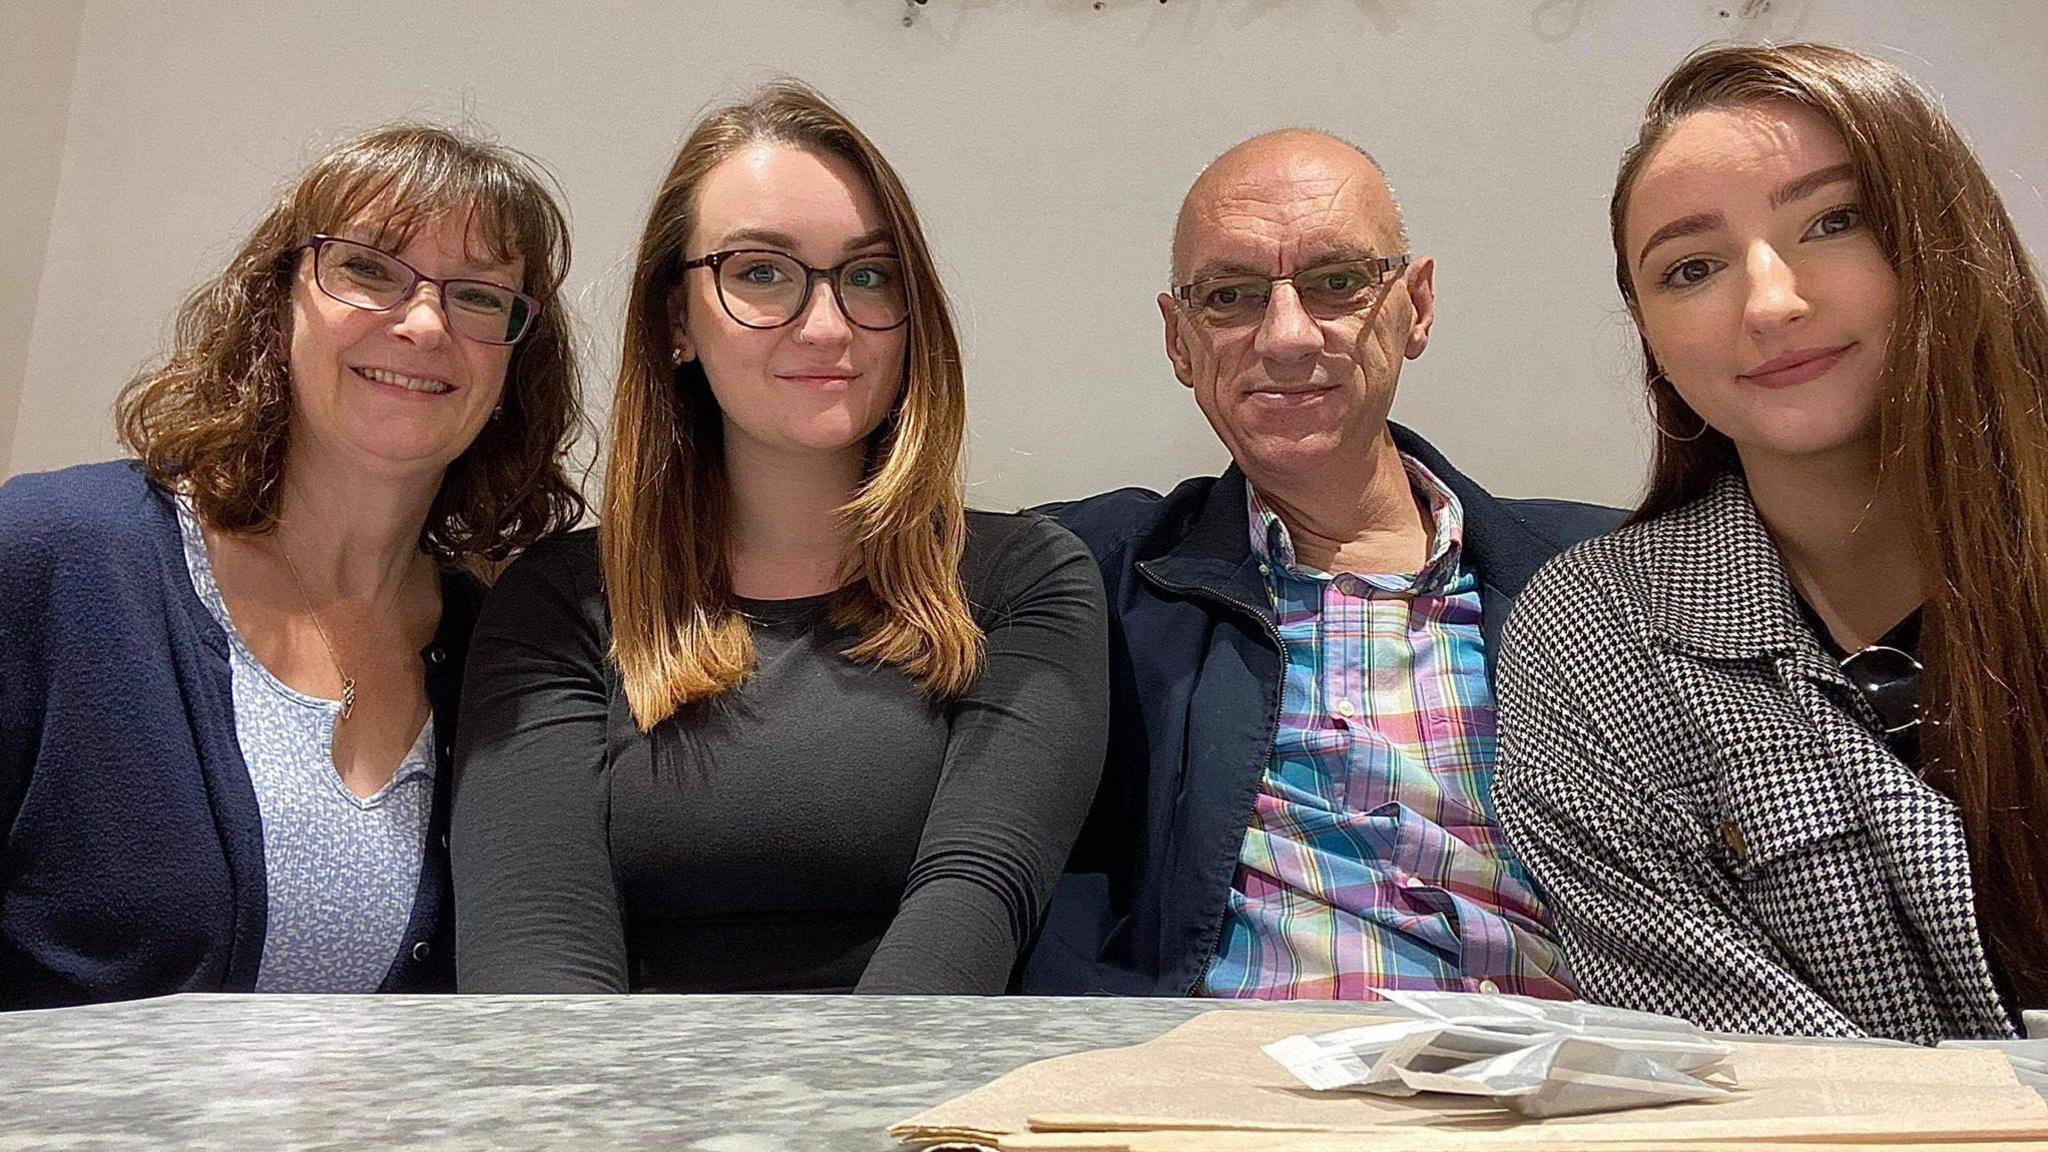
[1246,454,1467,594]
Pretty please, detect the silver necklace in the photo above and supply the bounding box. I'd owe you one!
[276,543,356,720]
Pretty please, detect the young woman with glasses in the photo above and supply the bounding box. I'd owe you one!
[1494,43,2048,1043]
[451,82,1109,994]
[0,125,587,1008]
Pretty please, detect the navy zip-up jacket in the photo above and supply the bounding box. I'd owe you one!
[1020,424,1623,995]
[0,461,477,1008]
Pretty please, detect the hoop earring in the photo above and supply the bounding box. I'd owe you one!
[1646,375,1707,442]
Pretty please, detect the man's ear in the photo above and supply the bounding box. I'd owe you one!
[1402,256,1437,360]
[1158,293,1194,389]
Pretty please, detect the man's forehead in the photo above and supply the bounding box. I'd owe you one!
[1172,133,1402,278]
[1182,181,1398,267]
[1201,171,1381,227]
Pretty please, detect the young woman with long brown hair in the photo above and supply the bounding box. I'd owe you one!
[451,82,1108,994]
[1494,43,2047,1042]
[0,124,587,1008]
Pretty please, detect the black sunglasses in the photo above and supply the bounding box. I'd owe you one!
[1839,642,1922,736]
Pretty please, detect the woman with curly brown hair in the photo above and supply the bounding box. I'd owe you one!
[0,123,586,1008]
[451,83,1109,995]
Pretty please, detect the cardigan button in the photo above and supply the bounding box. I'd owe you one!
[1718,820,1749,863]
[412,941,431,962]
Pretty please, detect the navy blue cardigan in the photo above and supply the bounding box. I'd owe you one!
[1020,424,1625,995]
[0,461,479,1008]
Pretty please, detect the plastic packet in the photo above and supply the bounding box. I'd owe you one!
[1263,988,1735,1119]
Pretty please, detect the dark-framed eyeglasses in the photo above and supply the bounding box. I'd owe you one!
[681,249,909,332]
[1171,254,1411,328]
[1840,643,1922,736]
[301,235,541,346]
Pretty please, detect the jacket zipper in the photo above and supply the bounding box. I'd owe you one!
[1134,561,1286,654]
[1134,560,1287,994]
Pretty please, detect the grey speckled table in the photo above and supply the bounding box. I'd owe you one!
[4,995,2045,1151]
[0,994,1387,1151]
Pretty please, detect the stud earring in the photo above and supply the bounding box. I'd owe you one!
[671,347,686,366]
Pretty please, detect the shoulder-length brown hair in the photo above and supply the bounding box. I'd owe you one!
[1613,43,2048,1010]
[603,81,980,730]
[116,123,587,574]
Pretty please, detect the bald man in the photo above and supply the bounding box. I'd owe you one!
[1023,131,1622,999]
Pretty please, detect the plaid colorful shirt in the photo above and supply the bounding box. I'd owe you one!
[1200,457,1577,1001]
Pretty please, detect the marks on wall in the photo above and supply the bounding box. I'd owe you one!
[892,0,1812,41]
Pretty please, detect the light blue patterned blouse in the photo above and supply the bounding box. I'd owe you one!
[176,500,433,993]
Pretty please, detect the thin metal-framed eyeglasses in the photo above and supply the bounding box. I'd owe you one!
[1840,643,1922,736]
[301,235,541,346]
[1172,254,1411,327]
[681,249,909,332]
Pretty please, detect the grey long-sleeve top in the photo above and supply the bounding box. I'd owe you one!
[450,512,1108,994]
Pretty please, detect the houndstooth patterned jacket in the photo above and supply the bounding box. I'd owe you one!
[1494,474,2015,1044]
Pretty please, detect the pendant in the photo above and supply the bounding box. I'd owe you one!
[340,676,357,720]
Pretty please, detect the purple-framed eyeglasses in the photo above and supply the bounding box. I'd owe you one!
[301,234,541,346]
[681,248,909,332]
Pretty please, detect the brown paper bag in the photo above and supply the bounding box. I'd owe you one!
[889,1010,2048,1149]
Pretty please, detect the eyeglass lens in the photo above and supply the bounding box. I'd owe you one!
[714,250,907,331]
[1839,644,1922,734]
[1191,261,1394,326]
[313,238,534,344]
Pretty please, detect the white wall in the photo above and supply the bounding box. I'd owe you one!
[8,0,2046,509]
[0,0,85,476]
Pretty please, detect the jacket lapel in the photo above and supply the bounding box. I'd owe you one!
[1136,465,1272,619]
[1391,424,1569,686]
